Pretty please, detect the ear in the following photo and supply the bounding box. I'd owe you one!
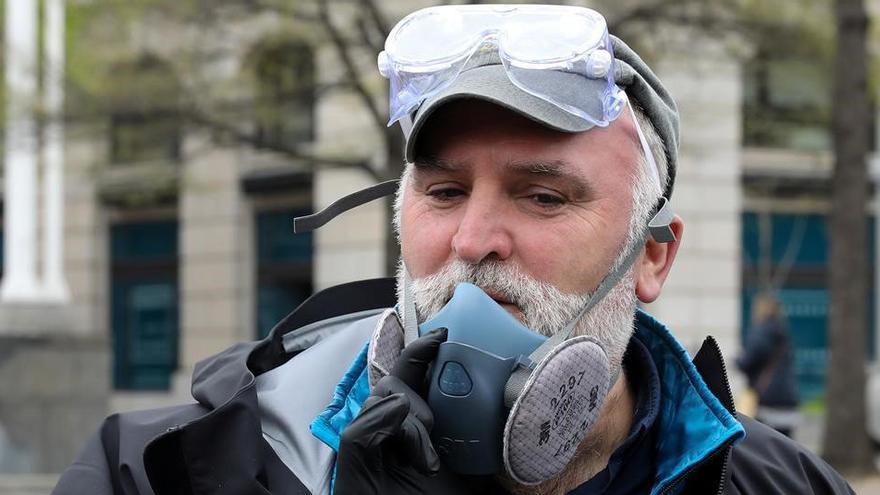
[635,215,684,303]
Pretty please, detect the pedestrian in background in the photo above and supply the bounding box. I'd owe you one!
[737,292,801,437]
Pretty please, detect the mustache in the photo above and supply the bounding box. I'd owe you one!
[406,259,589,336]
[414,260,548,307]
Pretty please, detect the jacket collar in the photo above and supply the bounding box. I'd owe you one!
[143,278,398,494]
[633,310,744,494]
[141,278,743,495]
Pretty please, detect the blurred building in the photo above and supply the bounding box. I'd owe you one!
[0,0,874,489]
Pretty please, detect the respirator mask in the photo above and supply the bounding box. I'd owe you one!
[359,194,673,485]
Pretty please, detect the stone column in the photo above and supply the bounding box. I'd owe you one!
[867,112,880,444]
[0,0,107,478]
[0,0,41,302]
[176,137,252,388]
[41,0,70,302]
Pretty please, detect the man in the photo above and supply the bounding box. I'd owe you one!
[54,4,853,495]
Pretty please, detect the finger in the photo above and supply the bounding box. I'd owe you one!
[360,394,383,412]
[372,375,434,431]
[395,413,441,475]
[341,393,409,453]
[392,327,448,390]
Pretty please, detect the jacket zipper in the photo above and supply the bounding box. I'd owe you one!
[660,338,739,495]
[709,337,738,416]
[658,439,735,495]
[715,450,731,495]
[707,336,736,495]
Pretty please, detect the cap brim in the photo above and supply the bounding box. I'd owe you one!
[405,64,605,163]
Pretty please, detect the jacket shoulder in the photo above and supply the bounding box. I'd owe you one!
[725,415,855,494]
[52,403,208,495]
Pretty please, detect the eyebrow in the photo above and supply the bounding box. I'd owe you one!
[413,155,467,172]
[413,155,594,198]
[505,159,593,198]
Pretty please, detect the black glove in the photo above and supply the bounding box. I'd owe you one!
[334,328,486,495]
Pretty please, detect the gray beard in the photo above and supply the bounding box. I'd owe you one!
[396,258,637,378]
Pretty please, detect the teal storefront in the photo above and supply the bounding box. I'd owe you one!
[741,212,875,401]
[111,221,179,390]
[256,208,313,338]
[110,210,314,390]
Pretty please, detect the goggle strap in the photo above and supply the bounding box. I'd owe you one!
[292,179,400,233]
[626,96,663,192]
[399,114,414,139]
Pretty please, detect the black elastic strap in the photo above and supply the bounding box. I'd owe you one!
[293,179,400,233]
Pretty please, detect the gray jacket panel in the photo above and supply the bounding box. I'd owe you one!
[256,310,382,495]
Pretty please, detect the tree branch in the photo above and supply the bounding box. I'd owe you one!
[185,105,380,180]
[356,15,383,55]
[608,0,739,34]
[317,0,386,131]
[360,0,391,38]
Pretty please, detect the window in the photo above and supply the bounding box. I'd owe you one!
[743,52,832,151]
[111,221,179,390]
[250,38,315,149]
[256,208,313,338]
[108,54,182,164]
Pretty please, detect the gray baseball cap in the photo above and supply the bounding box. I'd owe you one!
[404,36,680,199]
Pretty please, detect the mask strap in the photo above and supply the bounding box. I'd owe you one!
[293,179,400,233]
[291,177,422,342]
[402,270,420,345]
[503,198,674,407]
[526,198,673,365]
[526,233,644,367]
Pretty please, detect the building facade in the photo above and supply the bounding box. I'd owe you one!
[0,0,873,490]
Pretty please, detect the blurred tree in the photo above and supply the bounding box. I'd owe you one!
[824,0,875,474]
[63,0,744,277]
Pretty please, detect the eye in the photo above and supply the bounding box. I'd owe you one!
[426,187,466,202]
[529,192,566,208]
[532,193,564,205]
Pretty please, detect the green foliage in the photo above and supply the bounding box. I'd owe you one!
[65,3,131,120]
[738,0,838,151]
[739,0,834,59]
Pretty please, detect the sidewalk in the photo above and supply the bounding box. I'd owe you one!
[852,474,880,493]
[796,411,880,493]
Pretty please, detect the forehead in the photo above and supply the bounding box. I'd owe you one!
[413,100,641,178]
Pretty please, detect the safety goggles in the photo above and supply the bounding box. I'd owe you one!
[378,4,625,127]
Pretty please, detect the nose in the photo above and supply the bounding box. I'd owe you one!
[451,196,513,264]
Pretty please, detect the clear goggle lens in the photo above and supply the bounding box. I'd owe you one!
[379,5,624,126]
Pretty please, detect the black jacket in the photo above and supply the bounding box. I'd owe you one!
[52,278,854,495]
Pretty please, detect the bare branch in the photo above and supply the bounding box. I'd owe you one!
[360,0,391,38]
[356,15,383,55]
[317,0,386,131]
[607,0,740,34]
[185,105,380,180]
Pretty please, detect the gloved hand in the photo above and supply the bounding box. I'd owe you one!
[334,328,484,495]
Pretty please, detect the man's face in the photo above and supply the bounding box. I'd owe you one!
[399,99,643,321]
